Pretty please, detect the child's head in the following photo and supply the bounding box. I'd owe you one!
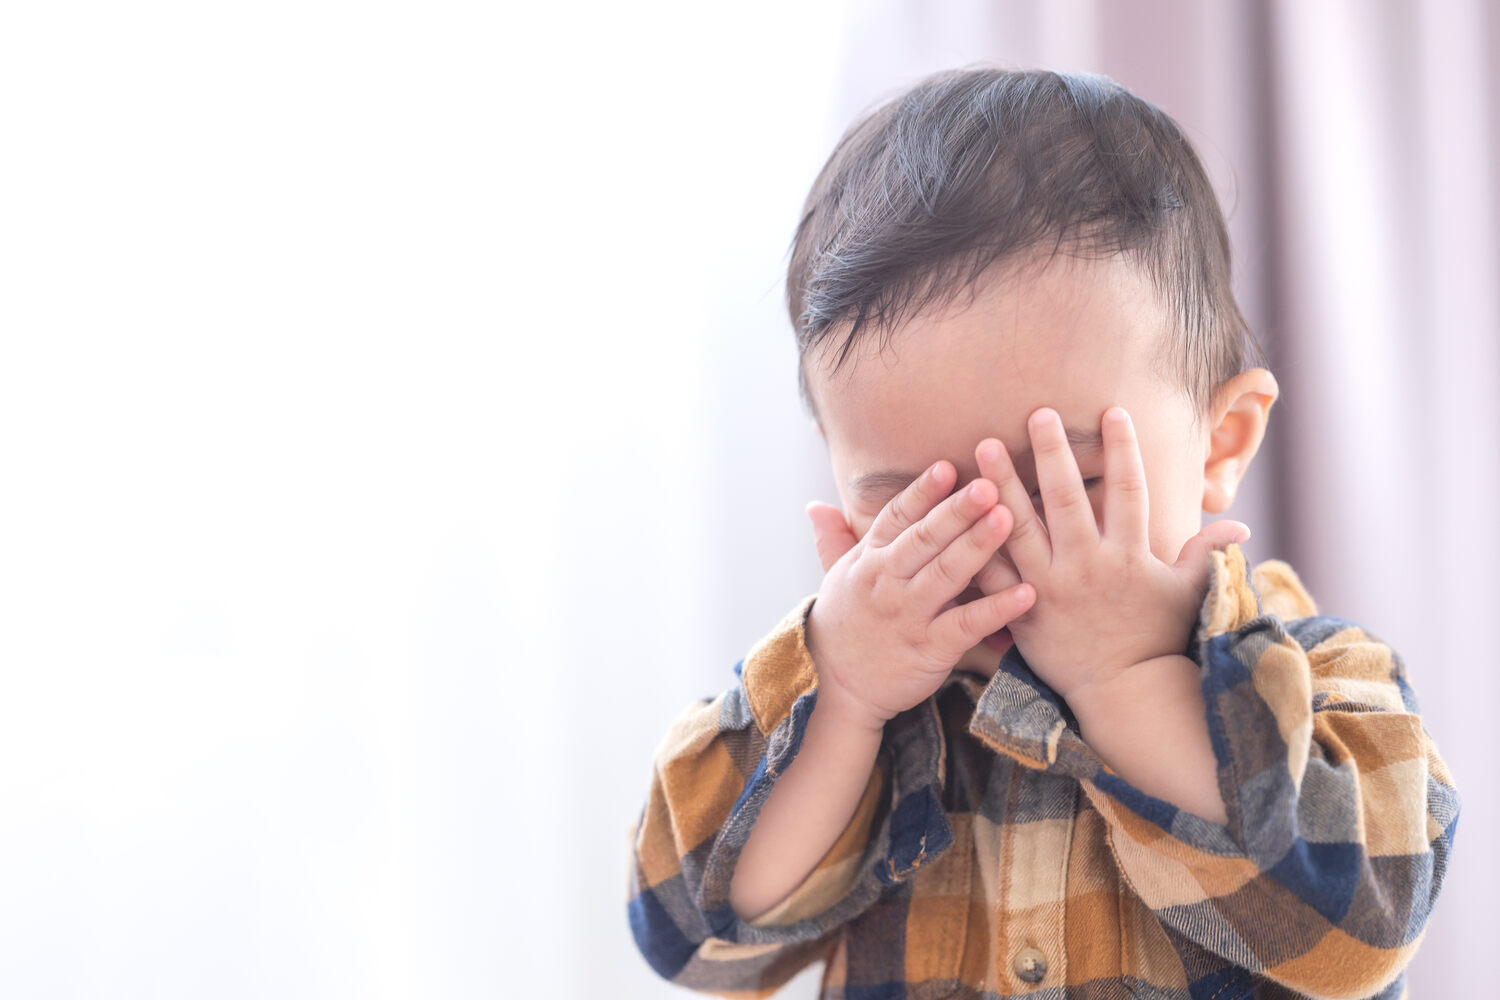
[785,67,1277,670]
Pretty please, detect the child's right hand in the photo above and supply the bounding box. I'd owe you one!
[803,461,1036,733]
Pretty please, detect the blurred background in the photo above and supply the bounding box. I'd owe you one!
[0,0,1493,996]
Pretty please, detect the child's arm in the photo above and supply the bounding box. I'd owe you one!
[1100,551,1457,998]
[628,469,1034,993]
[1066,654,1225,822]
[626,597,881,996]
[970,413,1459,997]
[729,471,1033,920]
[969,545,1460,999]
[728,688,883,922]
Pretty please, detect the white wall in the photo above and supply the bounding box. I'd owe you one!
[0,2,848,996]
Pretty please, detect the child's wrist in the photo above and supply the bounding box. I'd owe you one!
[813,678,889,735]
[1066,653,1199,726]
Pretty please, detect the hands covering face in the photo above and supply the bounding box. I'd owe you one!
[800,404,1249,730]
[969,406,1249,700]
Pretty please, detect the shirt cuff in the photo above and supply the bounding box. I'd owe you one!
[700,595,959,943]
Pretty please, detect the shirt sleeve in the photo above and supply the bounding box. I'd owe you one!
[625,594,955,996]
[967,544,1461,1000]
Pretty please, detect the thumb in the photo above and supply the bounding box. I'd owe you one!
[1173,519,1251,584]
[805,501,859,574]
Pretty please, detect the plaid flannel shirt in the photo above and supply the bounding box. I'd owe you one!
[626,545,1459,999]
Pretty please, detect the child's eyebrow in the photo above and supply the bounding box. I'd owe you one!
[849,426,1105,504]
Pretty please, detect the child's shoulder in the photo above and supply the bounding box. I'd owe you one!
[1207,543,1411,673]
[1198,544,1426,717]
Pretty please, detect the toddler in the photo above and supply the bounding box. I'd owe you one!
[626,66,1458,999]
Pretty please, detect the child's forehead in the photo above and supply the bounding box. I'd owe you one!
[805,255,1179,461]
[812,256,1164,373]
[809,323,1140,422]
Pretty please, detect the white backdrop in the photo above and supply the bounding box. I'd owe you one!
[1,1,849,997]
[1,2,1486,998]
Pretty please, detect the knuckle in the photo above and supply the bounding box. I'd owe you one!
[847,560,879,598]
[1042,484,1086,510]
[968,511,1005,552]
[956,597,994,638]
[989,465,1020,492]
[1036,434,1069,459]
[866,575,901,614]
[960,521,989,557]
[944,602,972,640]
[881,500,912,534]
[908,516,939,550]
[919,621,950,658]
[934,547,966,587]
[1008,514,1041,543]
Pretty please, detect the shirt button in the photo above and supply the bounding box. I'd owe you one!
[1012,946,1047,984]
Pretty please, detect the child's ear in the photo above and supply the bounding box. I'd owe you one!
[1201,368,1279,513]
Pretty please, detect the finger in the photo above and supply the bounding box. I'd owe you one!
[975,436,1051,573]
[909,496,1014,600]
[1172,521,1251,589]
[1100,407,1149,549]
[972,544,1022,597]
[1029,407,1098,550]
[884,475,999,580]
[805,501,858,574]
[863,460,954,549]
[930,582,1035,656]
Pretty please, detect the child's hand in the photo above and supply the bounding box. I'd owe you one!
[972,407,1249,702]
[803,464,1036,732]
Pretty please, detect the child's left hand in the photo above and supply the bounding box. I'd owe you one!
[969,406,1249,702]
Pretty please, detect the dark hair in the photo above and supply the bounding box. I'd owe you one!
[785,66,1267,427]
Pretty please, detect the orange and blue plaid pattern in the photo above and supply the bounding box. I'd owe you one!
[626,545,1459,999]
